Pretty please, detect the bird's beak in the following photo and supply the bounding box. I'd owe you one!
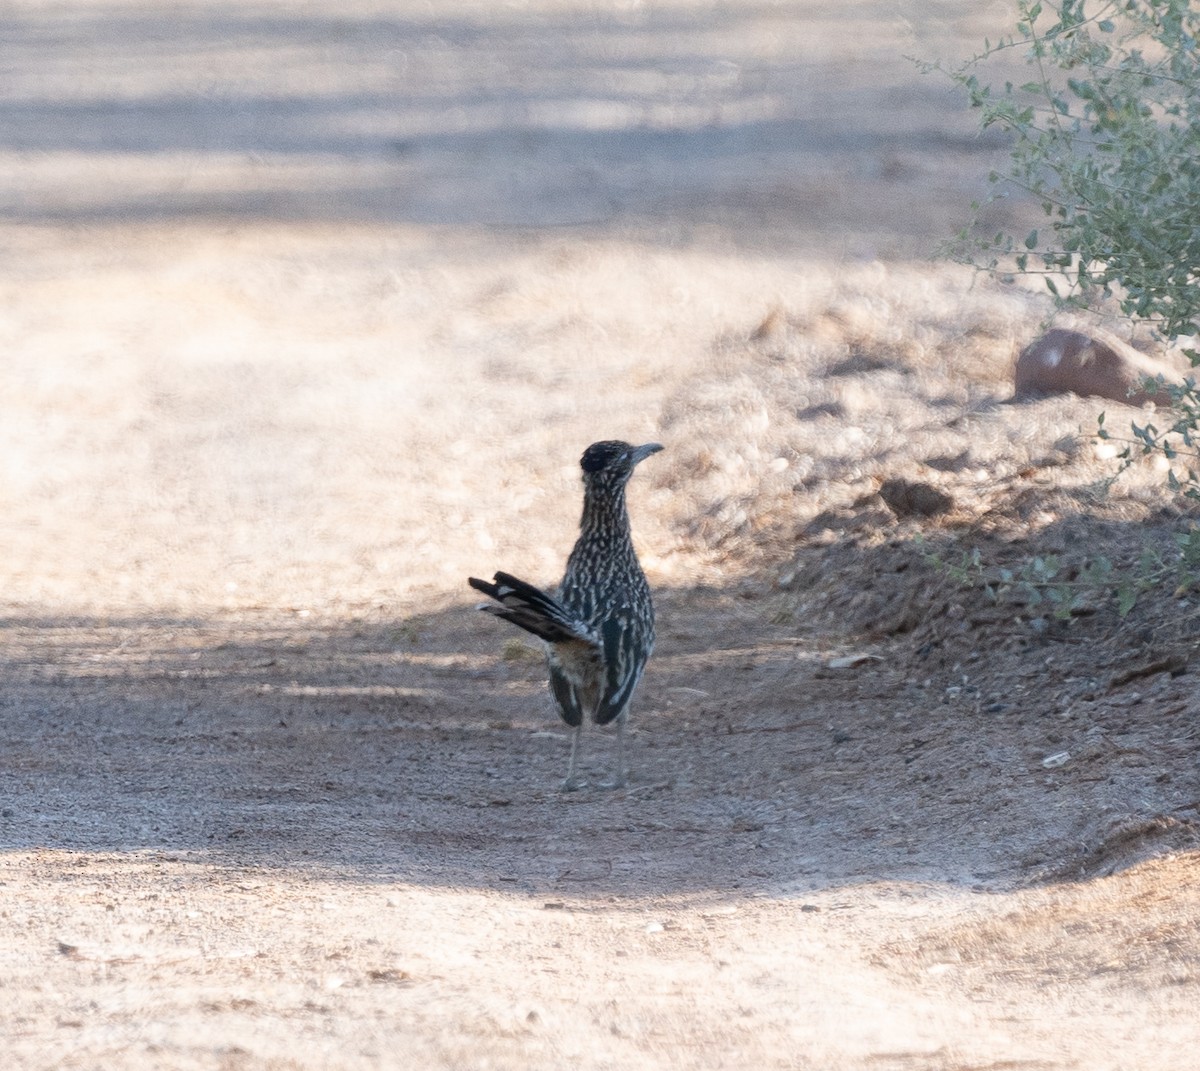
[630,442,664,466]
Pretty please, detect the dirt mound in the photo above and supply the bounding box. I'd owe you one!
[879,849,1200,997]
[652,265,1180,579]
[1036,815,1200,882]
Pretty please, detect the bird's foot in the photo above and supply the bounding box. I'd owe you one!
[561,775,588,793]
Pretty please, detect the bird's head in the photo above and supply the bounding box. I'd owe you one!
[579,440,663,486]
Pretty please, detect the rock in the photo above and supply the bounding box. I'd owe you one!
[1014,328,1179,406]
[879,477,954,518]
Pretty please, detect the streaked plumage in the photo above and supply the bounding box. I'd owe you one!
[469,440,662,790]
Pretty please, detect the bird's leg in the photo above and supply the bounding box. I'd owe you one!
[600,710,629,790]
[562,723,586,792]
[615,712,628,787]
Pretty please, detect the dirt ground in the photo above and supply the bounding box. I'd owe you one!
[3,2,1200,1069]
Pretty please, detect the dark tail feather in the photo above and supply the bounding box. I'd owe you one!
[468,571,594,646]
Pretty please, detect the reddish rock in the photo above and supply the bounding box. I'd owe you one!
[1014,328,1178,406]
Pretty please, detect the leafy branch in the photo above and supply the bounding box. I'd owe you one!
[936,0,1200,342]
[1098,373,1200,499]
[929,530,1200,620]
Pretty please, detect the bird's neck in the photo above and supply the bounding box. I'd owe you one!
[579,485,631,542]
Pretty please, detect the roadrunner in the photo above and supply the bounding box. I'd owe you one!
[469,440,663,790]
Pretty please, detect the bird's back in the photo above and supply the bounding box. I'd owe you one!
[549,526,655,727]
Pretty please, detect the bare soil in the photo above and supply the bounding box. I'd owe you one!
[2,3,1199,1069]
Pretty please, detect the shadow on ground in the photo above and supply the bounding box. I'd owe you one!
[3,518,1197,898]
[0,1,1019,253]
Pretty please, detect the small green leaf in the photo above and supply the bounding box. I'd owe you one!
[1116,585,1138,617]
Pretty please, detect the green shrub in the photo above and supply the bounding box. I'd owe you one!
[933,0,1200,499]
[941,0,1200,347]
[924,1,1200,612]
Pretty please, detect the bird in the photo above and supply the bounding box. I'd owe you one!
[469,440,663,790]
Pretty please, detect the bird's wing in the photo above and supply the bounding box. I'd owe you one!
[548,661,586,728]
[592,615,651,726]
[468,571,595,646]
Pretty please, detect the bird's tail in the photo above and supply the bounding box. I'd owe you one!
[468,571,594,646]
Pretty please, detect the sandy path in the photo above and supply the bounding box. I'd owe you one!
[2,2,1199,1069]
